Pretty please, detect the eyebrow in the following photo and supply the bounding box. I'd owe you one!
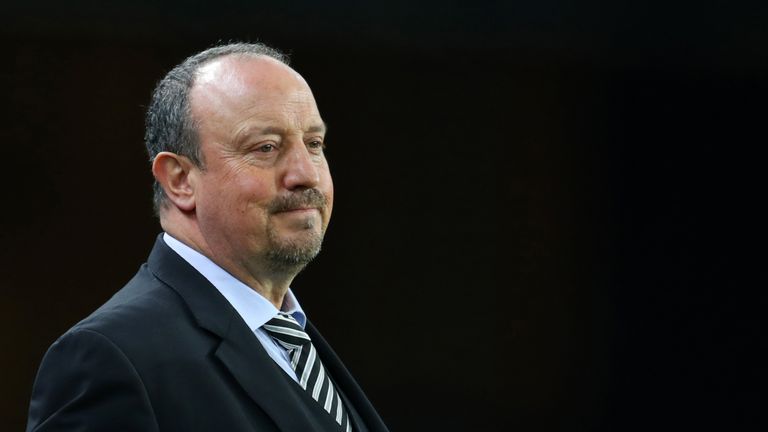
[233,122,327,146]
[248,123,327,136]
[308,123,328,134]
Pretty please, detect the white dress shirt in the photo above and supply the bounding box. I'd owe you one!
[163,233,305,382]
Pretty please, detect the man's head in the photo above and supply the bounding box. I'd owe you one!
[146,43,333,285]
[145,43,288,211]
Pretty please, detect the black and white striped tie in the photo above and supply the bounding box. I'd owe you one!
[263,312,352,432]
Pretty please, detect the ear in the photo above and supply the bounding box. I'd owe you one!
[152,152,197,212]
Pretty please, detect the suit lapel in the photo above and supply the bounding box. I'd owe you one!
[146,235,341,431]
[307,322,389,432]
[214,322,343,431]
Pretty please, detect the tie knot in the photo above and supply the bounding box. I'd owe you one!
[262,312,353,430]
[263,312,311,351]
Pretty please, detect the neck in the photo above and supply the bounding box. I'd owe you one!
[160,212,297,309]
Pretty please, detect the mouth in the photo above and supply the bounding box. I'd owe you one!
[268,189,327,216]
[274,207,320,215]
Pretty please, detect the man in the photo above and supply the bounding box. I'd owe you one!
[26,43,388,432]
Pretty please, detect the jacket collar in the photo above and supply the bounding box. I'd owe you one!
[146,234,345,431]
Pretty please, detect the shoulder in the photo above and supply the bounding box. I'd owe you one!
[28,324,160,431]
[79,264,185,333]
[67,264,212,365]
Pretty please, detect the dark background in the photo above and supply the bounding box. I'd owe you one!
[2,1,766,431]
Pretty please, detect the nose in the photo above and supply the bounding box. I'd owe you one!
[281,143,320,191]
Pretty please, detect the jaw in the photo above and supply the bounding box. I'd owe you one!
[266,220,325,252]
[264,213,326,272]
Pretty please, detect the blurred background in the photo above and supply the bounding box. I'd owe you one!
[2,1,766,430]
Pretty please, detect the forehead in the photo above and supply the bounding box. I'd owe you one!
[189,55,322,134]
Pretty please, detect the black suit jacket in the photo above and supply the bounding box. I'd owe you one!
[27,236,388,432]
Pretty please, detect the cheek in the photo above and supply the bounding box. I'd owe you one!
[322,174,334,218]
[198,171,271,216]
[319,162,333,194]
[231,176,275,213]
[325,181,334,207]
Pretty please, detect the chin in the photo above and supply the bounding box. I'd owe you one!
[265,226,324,269]
[265,241,322,273]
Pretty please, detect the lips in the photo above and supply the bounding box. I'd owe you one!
[278,207,320,213]
[276,207,318,214]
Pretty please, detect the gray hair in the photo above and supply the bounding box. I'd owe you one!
[144,42,289,214]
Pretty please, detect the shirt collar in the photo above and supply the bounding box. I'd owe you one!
[162,233,307,330]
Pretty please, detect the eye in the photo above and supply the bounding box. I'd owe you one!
[307,139,325,151]
[256,143,276,153]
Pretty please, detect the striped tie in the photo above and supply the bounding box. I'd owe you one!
[263,312,352,432]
